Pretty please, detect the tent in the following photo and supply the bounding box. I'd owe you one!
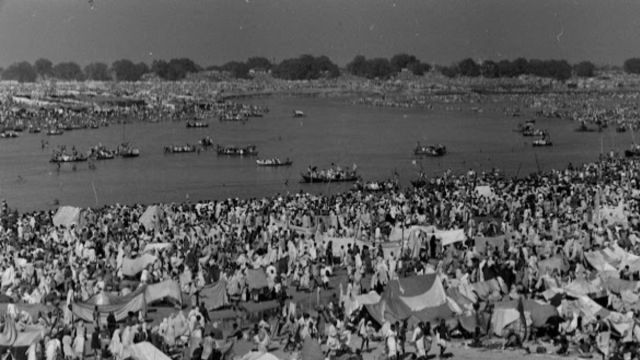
[436,229,466,247]
[145,280,182,306]
[475,185,497,199]
[474,235,506,254]
[246,269,268,290]
[0,317,44,360]
[72,286,146,323]
[52,206,82,228]
[200,281,229,310]
[241,352,281,360]
[494,299,558,328]
[538,256,569,275]
[143,243,172,253]
[365,274,451,324]
[139,205,164,232]
[128,341,171,360]
[121,254,157,277]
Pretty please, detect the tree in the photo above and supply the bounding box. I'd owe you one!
[390,53,430,76]
[623,58,640,74]
[34,58,53,79]
[480,60,499,78]
[221,61,250,79]
[574,61,596,77]
[366,58,393,79]
[497,60,516,77]
[272,55,340,80]
[512,57,529,76]
[346,55,369,77]
[2,61,37,82]
[111,59,147,81]
[457,58,480,77]
[246,57,272,71]
[84,62,111,81]
[52,62,84,81]
[439,65,459,78]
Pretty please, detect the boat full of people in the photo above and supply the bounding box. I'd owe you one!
[414,143,446,156]
[50,147,88,163]
[116,143,140,158]
[46,128,63,136]
[625,144,640,158]
[90,145,116,160]
[164,144,198,154]
[256,158,292,167]
[301,165,359,183]
[532,133,553,147]
[293,110,305,118]
[216,145,258,156]
[186,120,209,128]
[0,131,18,139]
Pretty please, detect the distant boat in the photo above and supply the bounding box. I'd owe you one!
[46,128,63,136]
[199,136,214,147]
[217,145,258,156]
[414,143,446,157]
[293,110,305,118]
[0,131,18,139]
[116,143,140,158]
[186,120,209,128]
[532,136,553,147]
[256,158,292,167]
[301,165,359,183]
[625,144,640,158]
[164,144,198,154]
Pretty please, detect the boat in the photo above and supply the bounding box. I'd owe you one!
[532,135,553,147]
[219,114,247,122]
[0,131,18,139]
[164,144,198,154]
[46,128,63,136]
[521,127,546,137]
[256,158,292,167]
[575,122,598,132]
[186,120,209,128]
[116,143,140,158]
[354,179,399,192]
[617,125,628,133]
[199,136,214,147]
[414,143,446,157]
[28,126,41,134]
[50,151,88,163]
[90,145,116,160]
[625,144,640,158]
[301,165,359,183]
[216,145,258,156]
[293,110,305,118]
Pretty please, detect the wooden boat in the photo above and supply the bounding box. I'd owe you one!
[256,158,292,167]
[625,144,640,158]
[414,143,446,156]
[354,179,399,192]
[575,122,599,132]
[617,125,627,133]
[0,131,18,139]
[301,166,358,183]
[216,145,258,156]
[28,126,41,134]
[50,152,88,163]
[116,143,140,158]
[90,145,115,160]
[532,136,553,147]
[186,120,209,128]
[293,110,305,118]
[164,144,198,154]
[46,128,63,136]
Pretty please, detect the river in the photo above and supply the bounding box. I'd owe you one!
[0,96,632,211]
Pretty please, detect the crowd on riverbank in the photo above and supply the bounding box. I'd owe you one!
[0,153,640,360]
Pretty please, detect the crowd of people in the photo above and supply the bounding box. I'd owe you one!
[0,151,639,360]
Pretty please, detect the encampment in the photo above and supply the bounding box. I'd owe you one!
[52,206,82,228]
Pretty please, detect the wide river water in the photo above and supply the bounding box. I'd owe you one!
[0,96,634,211]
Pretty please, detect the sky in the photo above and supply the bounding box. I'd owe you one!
[0,0,639,67]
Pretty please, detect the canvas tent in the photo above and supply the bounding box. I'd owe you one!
[72,287,147,323]
[121,254,157,277]
[200,281,229,310]
[246,269,269,290]
[52,206,82,228]
[145,280,182,306]
[128,341,172,360]
[139,205,164,232]
[365,274,453,324]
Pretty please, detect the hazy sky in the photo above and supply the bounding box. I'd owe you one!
[0,0,639,67]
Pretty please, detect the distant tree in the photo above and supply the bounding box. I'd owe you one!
[84,62,111,81]
[527,59,546,77]
[34,58,53,79]
[346,55,369,77]
[439,65,459,78]
[480,60,499,78]
[246,57,272,71]
[151,60,170,79]
[52,62,84,81]
[390,53,430,76]
[221,61,250,79]
[407,61,431,76]
[512,57,529,76]
[623,58,640,74]
[2,61,37,82]
[272,55,340,80]
[457,58,480,77]
[111,59,147,81]
[547,60,572,81]
[574,61,596,77]
[364,58,393,79]
[163,58,200,80]
[497,60,516,77]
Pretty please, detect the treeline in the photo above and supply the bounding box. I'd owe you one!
[346,54,431,79]
[437,58,596,81]
[5,55,640,83]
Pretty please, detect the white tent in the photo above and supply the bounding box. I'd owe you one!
[52,206,82,228]
[139,205,164,232]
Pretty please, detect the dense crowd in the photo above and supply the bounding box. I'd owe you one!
[0,153,639,360]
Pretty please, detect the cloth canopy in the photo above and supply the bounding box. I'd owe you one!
[52,206,82,228]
